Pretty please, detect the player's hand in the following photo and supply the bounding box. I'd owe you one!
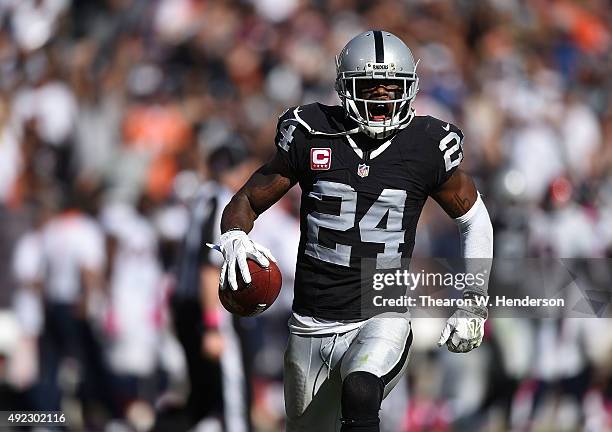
[216,230,276,291]
[201,330,225,360]
[438,309,486,353]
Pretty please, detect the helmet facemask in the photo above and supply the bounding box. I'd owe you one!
[336,61,419,139]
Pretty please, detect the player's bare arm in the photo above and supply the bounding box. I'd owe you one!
[200,264,225,359]
[216,152,294,291]
[221,151,295,233]
[430,168,478,219]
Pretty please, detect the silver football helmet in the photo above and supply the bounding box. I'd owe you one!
[336,30,419,139]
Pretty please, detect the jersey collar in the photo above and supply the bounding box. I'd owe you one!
[344,134,398,160]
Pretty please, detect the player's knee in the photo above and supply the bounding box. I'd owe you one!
[341,371,384,431]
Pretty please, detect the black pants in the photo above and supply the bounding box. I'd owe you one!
[171,298,224,426]
[170,297,253,431]
[31,302,119,422]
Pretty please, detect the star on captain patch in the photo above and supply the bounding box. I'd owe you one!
[357,163,370,178]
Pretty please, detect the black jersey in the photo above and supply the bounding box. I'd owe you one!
[275,103,464,319]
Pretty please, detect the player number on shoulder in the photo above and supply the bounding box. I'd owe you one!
[439,131,463,172]
[278,124,296,151]
[305,181,406,269]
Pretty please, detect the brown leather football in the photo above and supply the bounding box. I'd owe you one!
[219,259,282,317]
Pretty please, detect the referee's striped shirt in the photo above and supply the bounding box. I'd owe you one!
[174,182,231,299]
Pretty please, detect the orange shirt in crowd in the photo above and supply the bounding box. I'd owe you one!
[123,103,192,201]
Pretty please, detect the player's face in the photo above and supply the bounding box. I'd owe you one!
[355,79,402,121]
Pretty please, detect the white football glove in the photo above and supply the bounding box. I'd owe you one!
[215,230,276,291]
[438,306,486,353]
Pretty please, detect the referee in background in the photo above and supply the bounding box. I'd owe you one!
[171,142,254,432]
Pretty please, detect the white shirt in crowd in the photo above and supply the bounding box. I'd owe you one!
[12,80,78,146]
[102,203,166,376]
[41,212,106,303]
[13,231,45,337]
[11,212,105,333]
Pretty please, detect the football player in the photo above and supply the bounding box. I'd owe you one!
[215,31,493,431]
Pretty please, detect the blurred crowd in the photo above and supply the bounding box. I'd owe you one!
[0,0,611,431]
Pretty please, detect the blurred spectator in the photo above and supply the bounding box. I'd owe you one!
[10,188,119,427]
[9,0,70,52]
[101,196,185,428]
[529,177,599,257]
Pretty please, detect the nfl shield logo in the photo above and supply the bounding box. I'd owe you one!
[357,163,370,178]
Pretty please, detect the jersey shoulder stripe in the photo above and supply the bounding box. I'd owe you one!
[277,103,355,137]
[411,115,464,141]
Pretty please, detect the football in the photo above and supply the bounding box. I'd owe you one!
[219,259,282,317]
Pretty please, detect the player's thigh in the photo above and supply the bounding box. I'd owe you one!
[284,332,355,431]
[340,316,413,397]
